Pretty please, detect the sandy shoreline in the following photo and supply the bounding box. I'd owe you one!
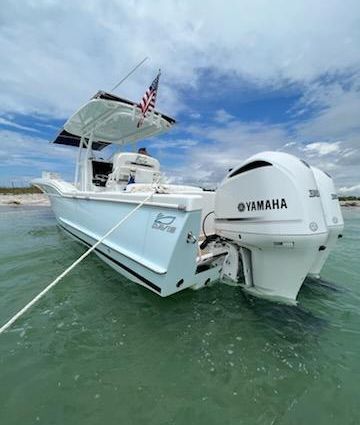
[0,193,50,206]
[340,200,360,207]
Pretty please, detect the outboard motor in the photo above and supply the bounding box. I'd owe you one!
[309,167,344,278]
[214,151,328,302]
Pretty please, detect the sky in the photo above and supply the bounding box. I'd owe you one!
[0,0,360,194]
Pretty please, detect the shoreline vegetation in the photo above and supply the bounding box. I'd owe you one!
[0,186,359,207]
[0,186,42,195]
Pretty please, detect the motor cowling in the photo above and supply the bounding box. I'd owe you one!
[309,167,344,277]
[214,151,328,302]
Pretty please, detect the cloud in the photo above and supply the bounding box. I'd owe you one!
[0,1,359,193]
[295,75,360,139]
[338,184,360,195]
[157,116,359,191]
[148,138,198,150]
[213,109,234,124]
[159,120,290,187]
[1,0,360,118]
[302,141,341,156]
[0,117,40,133]
[0,129,76,185]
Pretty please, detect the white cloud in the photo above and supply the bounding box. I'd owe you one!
[160,121,290,186]
[1,0,360,118]
[338,184,360,195]
[1,1,360,192]
[282,141,297,148]
[0,117,39,133]
[0,129,76,185]
[302,141,341,156]
[214,109,234,124]
[148,138,198,150]
[295,76,360,139]
[158,117,360,191]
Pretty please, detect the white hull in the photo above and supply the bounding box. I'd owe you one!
[35,179,223,297]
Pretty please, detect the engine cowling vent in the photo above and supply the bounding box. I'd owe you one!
[228,160,272,178]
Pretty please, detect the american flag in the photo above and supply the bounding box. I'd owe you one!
[137,70,161,128]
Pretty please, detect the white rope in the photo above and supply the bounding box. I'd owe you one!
[0,189,156,335]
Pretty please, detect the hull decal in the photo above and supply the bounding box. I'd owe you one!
[59,224,162,294]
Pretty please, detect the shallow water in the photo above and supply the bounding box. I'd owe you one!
[0,206,359,425]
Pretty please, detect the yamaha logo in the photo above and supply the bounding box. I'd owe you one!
[238,202,246,212]
[238,198,288,212]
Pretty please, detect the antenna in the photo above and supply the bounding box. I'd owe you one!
[110,57,149,93]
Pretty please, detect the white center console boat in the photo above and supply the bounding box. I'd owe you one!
[33,91,344,303]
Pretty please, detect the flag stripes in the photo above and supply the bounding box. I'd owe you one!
[137,71,161,128]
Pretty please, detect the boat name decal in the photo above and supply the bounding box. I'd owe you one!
[238,198,288,212]
[152,213,177,233]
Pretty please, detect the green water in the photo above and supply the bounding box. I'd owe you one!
[0,206,359,425]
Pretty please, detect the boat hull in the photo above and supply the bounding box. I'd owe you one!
[34,179,222,296]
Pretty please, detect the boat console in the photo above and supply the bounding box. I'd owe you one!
[106,152,161,189]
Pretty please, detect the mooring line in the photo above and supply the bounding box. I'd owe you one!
[0,190,156,335]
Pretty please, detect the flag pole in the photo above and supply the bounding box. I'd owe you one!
[110,57,149,93]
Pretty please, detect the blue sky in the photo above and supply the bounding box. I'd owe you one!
[1,0,360,193]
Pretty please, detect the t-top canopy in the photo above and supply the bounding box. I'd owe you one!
[53,129,110,151]
[53,91,175,150]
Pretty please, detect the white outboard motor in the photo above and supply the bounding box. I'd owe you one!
[214,152,328,303]
[309,167,344,278]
